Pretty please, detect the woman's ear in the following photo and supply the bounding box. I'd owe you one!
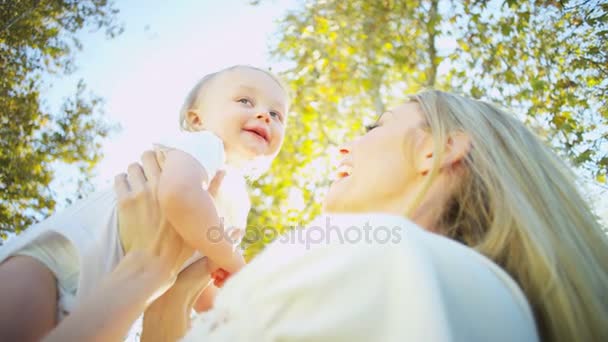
[442,132,471,169]
[417,132,471,176]
[186,110,204,130]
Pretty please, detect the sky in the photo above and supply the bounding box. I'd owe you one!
[45,0,296,197]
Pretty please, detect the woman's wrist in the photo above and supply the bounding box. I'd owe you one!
[141,258,212,342]
[141,279,194,342]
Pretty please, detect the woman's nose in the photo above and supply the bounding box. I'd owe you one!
[256,112,270,124]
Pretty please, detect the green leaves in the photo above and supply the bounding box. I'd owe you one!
[448,0,607,181]
[0,0,121,239]
[244,0,608,257]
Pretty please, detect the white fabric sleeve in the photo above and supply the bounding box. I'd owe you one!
[182,214,452,342]
[154,131,225,181]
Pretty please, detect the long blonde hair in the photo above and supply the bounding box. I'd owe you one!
[410,90,608,341]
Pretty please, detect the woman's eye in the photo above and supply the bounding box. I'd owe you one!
[365,124,379,132]
[238,98,252,105]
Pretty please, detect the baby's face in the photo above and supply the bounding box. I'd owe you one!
[197,67,288,164]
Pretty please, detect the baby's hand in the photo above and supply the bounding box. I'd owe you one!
[207,258,228,286]
[208,251,244,288]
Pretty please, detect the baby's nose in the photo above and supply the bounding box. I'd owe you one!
[256,112,270,123]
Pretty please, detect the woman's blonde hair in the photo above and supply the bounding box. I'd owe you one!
[179,65,290,131]
[410,90,608,341]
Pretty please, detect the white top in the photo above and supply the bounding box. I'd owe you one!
[154,131,225,184]
[0,130,250,321]
[183,213,539,342]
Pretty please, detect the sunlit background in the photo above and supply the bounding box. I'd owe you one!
[3,1,607,240]
[36,0,608,227]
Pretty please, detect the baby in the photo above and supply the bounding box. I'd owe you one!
[0,65,289,319]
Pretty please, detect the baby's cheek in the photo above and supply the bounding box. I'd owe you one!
[271,129,285,153]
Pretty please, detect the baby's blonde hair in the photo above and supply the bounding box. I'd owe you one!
[179,65,289,131]
[407,90,608,341]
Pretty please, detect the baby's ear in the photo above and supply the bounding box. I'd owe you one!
[186,110,204,129]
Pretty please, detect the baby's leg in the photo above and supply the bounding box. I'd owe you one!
[0,255,58,341]
[14,233,80,319]
[0,232,80,342]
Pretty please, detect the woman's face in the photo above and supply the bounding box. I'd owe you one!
[323,102,431,215]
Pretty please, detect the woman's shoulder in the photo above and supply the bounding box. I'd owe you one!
[251,212,538,341]
[201,213,537,340]
[341,212,539,341]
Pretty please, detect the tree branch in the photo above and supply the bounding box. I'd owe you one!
[426,0,439,87]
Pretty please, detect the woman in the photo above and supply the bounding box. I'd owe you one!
[45,90,608,341]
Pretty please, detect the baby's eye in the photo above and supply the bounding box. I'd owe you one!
[237,98,252,105]
[269,111,282,121]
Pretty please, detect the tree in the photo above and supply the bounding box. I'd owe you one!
[243,0,607,258]
[0,0,122,240]
[448,0,607,181]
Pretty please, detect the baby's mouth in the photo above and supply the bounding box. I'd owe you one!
[243,126,270,143]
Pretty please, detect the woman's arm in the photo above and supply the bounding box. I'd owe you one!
[43,251,172,342]
[44,151,223,342]
[43,153,184,341]
[194,283,219,312]
[141,157,230,341]
[141,258,212,342]
[158,149,245,274]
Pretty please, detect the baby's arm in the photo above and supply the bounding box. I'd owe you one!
[158,149,245,274]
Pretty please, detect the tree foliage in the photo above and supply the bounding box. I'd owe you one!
[244,0,607,258]
[448,0,607,180]
[0,0,121,239]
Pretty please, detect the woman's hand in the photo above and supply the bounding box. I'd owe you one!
[116,151,213,283]
[115,151,175,255]
[44,151,225,342]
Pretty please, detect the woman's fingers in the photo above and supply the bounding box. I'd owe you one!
[141,150,161,185]
[208,170,226,198]
[127,163,146,193]
[114,173,130,199]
